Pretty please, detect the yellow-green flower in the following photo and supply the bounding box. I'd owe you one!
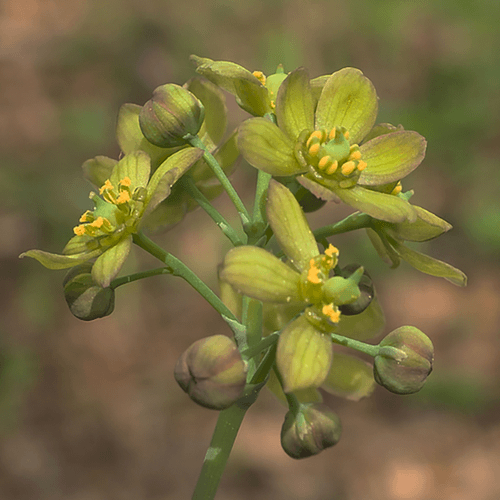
[21,149,202,287]
[191,55,289,116]
[220,180,378,393]
[238,67,427,223]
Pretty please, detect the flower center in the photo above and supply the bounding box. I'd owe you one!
[73,177,146,239]
[304,127,367,188]
[299,244,342,326]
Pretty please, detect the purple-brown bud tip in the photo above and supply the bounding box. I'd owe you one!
[174,335,247,410]
[63,263,115,321]
[139,83,205,148]
[280,403,342,459]
[374,326,434,395]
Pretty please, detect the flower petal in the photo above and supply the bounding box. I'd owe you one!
[362,122,404,143]
[335,185,417,223]
[110,151,151,190]
[335,294,386,341]
[377,206,452,242]
[220,246,302,303]
[276,68,314,140]
[366,228,400,268]
[266,369,323,406]
[266,180,319,272]
[322,351,376,401]
[19,248,100,270]
[82,156,117,189]
[143,147,203,219]
[277,315,333,393]
[190,55,271,116]
[238,118,305,176]
[91,236,132,287]
[315,68,378,144]
[358,131,427,186]
[389,237,467,286]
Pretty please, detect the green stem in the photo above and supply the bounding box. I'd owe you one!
[191,404,247,500]
[110,267,171,289]
[132,232,239,324]
[240,297,263,375]
[179,176,246,246]
[245,170,271,244]
[330,332,380,357]
[185,134,250,224]
[313,212,372,241]
[192,339,276,500]
[241,332,278,361]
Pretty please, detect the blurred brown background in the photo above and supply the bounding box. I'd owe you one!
[2,0,500,499]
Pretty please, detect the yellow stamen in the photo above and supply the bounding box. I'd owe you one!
[324,244,339,258]
[99,179,114,195]
[119,177,132,187]
[341,161,356,176]
[356,160,367,172]
[90,216,104,228]
[318,155,331,170]
[349,150,362,160]
[343,130,350,140]
[308,143,320,156]
[252,71,266,85]
[391,182,402,195]
[270,101,276,109]
[307,259,321,284]
[328,127,336,140]
[325,160,338,175]
[73,225,86,236]
[116,191,131,204]
[79,210,93,223]
[322,303,341,323]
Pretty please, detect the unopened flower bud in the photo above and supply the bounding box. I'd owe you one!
[63,263,115,321]
[139,84,205,147]
[338,264,374,316]
[374,326,434,394]
[174,335,247,410]
[281,404,342,459]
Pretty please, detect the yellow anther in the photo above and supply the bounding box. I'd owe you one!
[324,244,339,258]
[322,303,341,323]
[270,101,276,109]
[99,179,114,194]
[312,130,324,141]
[116,191,131,204]
[328,127,336,140]
[119,177,132,187]
[90,216,104,228]
[391,182,402,195]
[73,225,86,236]
[325,160,338,175]
[349,150,362,160]
[343,130,350,139]
[356,160,367,172]
[307,259,321,284]
[341,161,356,176]
[252,71,266,85]
[308,143,320,156]
[318,155,331,170]
[79,210,93,223]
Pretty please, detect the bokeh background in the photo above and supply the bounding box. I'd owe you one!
[2,0,500,499]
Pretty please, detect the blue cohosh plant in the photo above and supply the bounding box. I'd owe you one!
[20,56,467,499]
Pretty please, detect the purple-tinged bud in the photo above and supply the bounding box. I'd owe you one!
[63,263,115,321]
[374,326,434,395]
[338,264,374,316]
[281,404,342,459]
[174,335,247,410]
[139,84,205,148]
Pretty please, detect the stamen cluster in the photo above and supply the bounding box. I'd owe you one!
[305,127,367,188]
